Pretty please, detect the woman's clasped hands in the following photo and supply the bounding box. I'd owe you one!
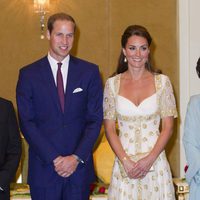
[122,155,154,179]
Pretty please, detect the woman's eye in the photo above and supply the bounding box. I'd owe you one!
[141,46,148,51]
[129,47,136,50]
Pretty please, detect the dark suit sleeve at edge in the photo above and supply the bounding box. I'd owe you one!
[0,101,22,190]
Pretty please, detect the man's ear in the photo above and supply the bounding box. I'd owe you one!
[46,30,50,40]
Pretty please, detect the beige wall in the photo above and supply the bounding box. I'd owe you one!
[0,0,179,177]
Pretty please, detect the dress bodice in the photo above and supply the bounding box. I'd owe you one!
[103,73,177,155]
[116,93,160,155]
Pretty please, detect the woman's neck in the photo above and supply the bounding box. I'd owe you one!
[123,68,150,81]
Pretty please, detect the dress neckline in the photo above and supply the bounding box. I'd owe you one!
[118,93,156,108]
[117,73,158,107]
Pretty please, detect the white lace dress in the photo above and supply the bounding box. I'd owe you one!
[103,74,177,200]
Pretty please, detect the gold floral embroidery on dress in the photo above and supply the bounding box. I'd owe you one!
[115,90,160,155]
[149,131,154,136]
[124,133,128,138]
[155,73,162,90]
[154,186,159,192]
[137,180,142,200]
[117,111,160,122]
[142,123,147,129]
[143,137,148,142]
[103,79,116,120]
[160,170,164,176]
[103,74,120,120]
[144,184,148,190]
[158,75,178,118]
[113,74,120,95]
[119,121,123,126]
[129,138,134,143]
[128,125,134,129]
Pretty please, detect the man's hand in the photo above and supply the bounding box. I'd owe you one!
[53,155,79,177]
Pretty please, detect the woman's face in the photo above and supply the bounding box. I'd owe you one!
[122,35,150,70]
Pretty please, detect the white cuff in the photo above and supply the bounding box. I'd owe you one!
[72,154,84,164]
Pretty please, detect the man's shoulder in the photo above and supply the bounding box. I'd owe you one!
[70,56,98,69]
[20,56,47,72]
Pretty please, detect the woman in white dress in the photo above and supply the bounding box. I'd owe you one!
[103,25,177,200]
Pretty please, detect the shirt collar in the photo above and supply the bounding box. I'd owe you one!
[47,53,70,67]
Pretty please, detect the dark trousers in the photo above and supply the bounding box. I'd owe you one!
[30,179,90,200]
[0,190,9,200]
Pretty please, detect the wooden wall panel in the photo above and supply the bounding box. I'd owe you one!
[0,0,179,178]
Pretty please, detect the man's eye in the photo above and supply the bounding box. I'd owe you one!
[67,34,74,38]
[56,33,62,36]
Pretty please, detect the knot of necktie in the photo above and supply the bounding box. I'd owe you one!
[57,62,62,69]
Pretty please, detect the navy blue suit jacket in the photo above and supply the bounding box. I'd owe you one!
[0,98,21,195]
[16,56,103,187]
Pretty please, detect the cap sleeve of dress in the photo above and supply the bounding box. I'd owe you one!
[103,77,117,120]
[160,75,178,118]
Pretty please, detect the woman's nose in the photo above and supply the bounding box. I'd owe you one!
[136,49,141,56]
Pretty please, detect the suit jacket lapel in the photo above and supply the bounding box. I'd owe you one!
[39,57,61,112]
[64,56,79,113]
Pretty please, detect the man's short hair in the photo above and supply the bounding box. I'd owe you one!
[47,12,76,34]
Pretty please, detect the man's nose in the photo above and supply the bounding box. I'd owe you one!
[62,36,68,44]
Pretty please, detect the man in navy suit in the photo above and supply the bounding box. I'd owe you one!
[16,12,103,200]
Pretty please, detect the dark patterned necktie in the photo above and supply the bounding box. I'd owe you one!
[57,62,64,112]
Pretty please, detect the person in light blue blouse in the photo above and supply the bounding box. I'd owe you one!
[183,57,200,200]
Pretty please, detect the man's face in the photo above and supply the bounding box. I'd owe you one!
[47,20,75,62]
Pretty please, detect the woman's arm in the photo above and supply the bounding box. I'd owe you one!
[149,116,174,161]
[104,119,136,178]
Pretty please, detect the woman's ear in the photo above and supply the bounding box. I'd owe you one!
[46,30,50,40]
[122,48,126,57]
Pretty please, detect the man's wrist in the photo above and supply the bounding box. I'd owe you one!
[72,154,84,164]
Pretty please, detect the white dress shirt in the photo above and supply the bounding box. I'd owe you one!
[47,53,69,92]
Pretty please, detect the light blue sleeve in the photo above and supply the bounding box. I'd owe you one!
[183,95,200,199]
